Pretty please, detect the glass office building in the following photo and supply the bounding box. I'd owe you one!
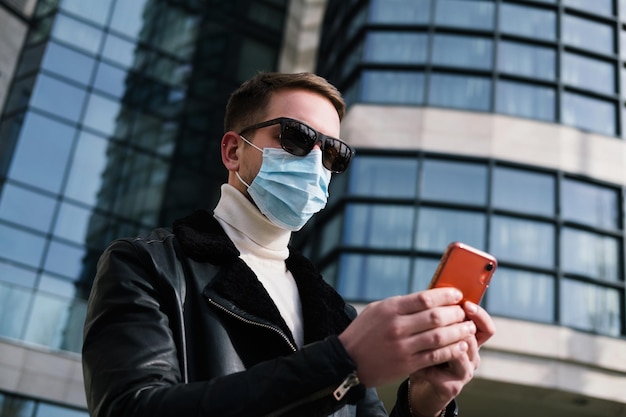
[1,0,626,416]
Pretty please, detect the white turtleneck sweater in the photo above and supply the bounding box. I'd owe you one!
[213,184,304,348]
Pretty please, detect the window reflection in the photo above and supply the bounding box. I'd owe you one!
[561,279,621,336]
[0,260,37,288]
[421,159,488,205]
[365,32,428,64]
[490,215,555,268]
[109,0,149,39]
[429,73,491,111]
[83,92,122,136]
[500,3,556,41]
[416,208,486,251]
[338,254,410,301]
[51,13,103,53]
[432,35,493,70]
[497,41,555,81]
[411,257,440,292]
[93,62,127,98]
[496,80,555,122]
[486,267,554,322]
[0,282,33,340]
[64,132,109,207]
[561,91,615,136]
[53,202,91,244]
[361,70,425,104]
[435,0,495,30]
[35,402,90,417]
[348,155,419,198]
[343,204,415,249]
[492,166,555,216]
[369,0,431,24]
[561,178,619,229]
[102,33,136,68]
[562,52,615,94]
[43,240,86,279]
[41,42,95,85]
[562,14,613,55]
[23,291,70,350]
[30,74,87,122]
[561,228,619,281]
[0,392,36,417]
[0,183,56,232]
[0,224,46,268]
[563,0,612,17]
[59,0,113,26]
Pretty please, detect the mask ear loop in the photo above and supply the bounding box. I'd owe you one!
[235,171,251,188]
[239,134,263,152]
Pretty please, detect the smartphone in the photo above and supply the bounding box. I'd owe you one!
[428,242,497,304]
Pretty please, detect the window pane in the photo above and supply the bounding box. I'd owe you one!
[497,41,556,81]
[0,183,56,232]
[500,3,556,41]
[31,74,87,122]
[0,224,46,267]
[35,403,89,417]
[41,41,95,85]
[369,0,431,24]
[562,14,613,55]
[411,257,440,292]
[102,33,136,68]
[320,214,342,257]
[416,208,486,251]
[343,204,415,249]
[110,0,150,38]
[51,13,103,53]
[561,279,621,336]
[43,240,86,279]
[561,228,619,282]
[561,92,615,136]
[421,159,488,205]
[435,0,495,30]
[7,112,75,193]
[561,178,619,229]
[486,267,554,322]
[60,0,113,26]
[64,132,110,207]
[562,53,615,94]
[361,70,425,104]
[53,202,92,243]
[563,0,613,17]
[23,291,71,349]
[490,215,555,268]
[338,254,410,301]
[492,166,555,216]
[0,260,37,287]
[83,92,122,136]
[429,73,491,111]
[432,35,493,70]
[365,32,428,64]
[93,62,127,98]
[496,80,555,122]
[0,281,32,339]
[0,392,36,417]
[348,156,419,198]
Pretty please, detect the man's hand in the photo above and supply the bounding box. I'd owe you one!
[338,288,476,388]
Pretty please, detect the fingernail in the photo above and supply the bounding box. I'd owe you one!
[452,289,463,300]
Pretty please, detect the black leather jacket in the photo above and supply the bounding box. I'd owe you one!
[83,210,413,417]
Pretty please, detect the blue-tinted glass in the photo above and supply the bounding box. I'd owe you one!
[500,3,556,41]
[561,92,616,136]
[51,13,104,53]
[562,14,614,55]
[64,132,110,207]
[0,282,32,340]
[0,260,37,287]
[561,228,619,281]
[561,178,619,229]
[364,32,428,64]
[39,274,77,298]
[490,215,555,268]
[83,93,122,136]
[429,73,491,111]
[622,0,626,20]
[343,204,415,249]
[621,32,626,59]
[320,214,342,257]
[7,112,75,193]
[487,267,554,322]
[432,35,492,70]
[492,166,555,216]
[110,0,149,38]
[435,0,495,30]
[60,0,113,25]
[23,290,71,349]
[30,74,87,121]
[53,202,91,243]
[0,392,36,417]
[421,159,488,205]
[102,33,136,68]
[411,257,440,292]
[43,240,85,279]
[35,403,89,417]
[0,183,56,232]
[0,224,46,267]
[361,70,425,104]
[93,62,127,97]
[348,155,419,198]
[561,279,620,336]
[41,42,95,85]
[496,80,555,122]
[369,0,431,24]
[563,0,612,17]
[497,41,555,81]
[416,208,486,251]
[338,254,410,301]
[562,53,615,94]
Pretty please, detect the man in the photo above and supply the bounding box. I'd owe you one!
[82,72,495,417]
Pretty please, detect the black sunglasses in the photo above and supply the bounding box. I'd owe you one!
[238,117,354,173]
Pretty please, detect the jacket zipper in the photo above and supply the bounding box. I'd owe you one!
[206,297,297,352]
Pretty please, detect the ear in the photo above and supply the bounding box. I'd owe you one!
[221,131,241,172]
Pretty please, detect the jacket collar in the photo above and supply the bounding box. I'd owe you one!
[173,209,352,345]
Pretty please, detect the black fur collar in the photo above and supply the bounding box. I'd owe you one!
[173,210,352,345]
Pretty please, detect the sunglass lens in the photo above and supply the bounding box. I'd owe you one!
[322,138,351,173]
[282,121,316,156]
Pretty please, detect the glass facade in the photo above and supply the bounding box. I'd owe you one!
[0,0,287,355]
[0,391,88,417]
[319,0,626,137]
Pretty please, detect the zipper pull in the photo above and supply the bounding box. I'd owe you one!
[333,372,360,401]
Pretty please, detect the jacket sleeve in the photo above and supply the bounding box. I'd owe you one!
[82,238,376,417]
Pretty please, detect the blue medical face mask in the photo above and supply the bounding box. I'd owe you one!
[236,137,331,231]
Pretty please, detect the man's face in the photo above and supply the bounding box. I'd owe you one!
[234,88,341,196]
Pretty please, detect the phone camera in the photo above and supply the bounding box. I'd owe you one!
[485,263,494,271]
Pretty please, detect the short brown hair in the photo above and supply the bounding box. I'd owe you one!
[224,72,345,133]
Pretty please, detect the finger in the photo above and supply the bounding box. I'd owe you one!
[403,305,467,336]
[410,320,476,353]
[464,335,480,370]
[463,302,496,346]
[412,339,469,370]
[396,288,463,315]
